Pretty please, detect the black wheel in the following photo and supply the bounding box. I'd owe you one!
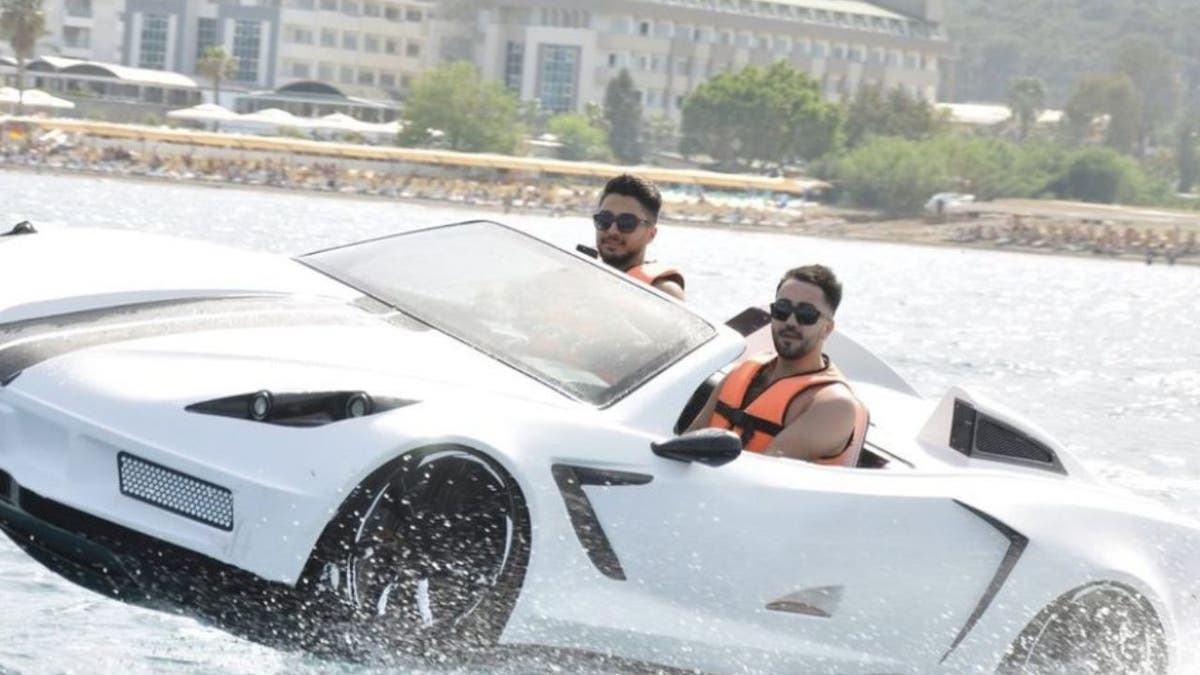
[997,582,1168,675]
[302,446,530,658]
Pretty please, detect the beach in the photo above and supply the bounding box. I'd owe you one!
[3,131,1198,267]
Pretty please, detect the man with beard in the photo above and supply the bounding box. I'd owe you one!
[686,265,868,466]
[592,174,685,300]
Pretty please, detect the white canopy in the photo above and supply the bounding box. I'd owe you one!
[166,103,238,122]
[0,87,76,109]
[237,107,313,128]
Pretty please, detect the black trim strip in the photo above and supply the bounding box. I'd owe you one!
[941,501,1029,662]
[551,464,652,581]
[0,296,379,381]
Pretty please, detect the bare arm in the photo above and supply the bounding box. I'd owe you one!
[653,278,686,301]
[764,386,857,462]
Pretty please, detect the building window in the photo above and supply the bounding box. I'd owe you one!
[138,14,170,70]
[339,65,354,84]
[63,26,91,48]
[318,61,334,81]
[342,0,359,15]
[290,61,311,78]
[384,4,400,20]
[504,41,524,92]
[320,0,337,8]
[364,2,380,17]
[65,0,92,18]
[232,20,262,82]
[406,41,420,58]
[321,28,337,47]
[196,18,220,60]
[380,72,396,87]
[638,21,650,36]
[288,26,314,44]
[342,31,358,50]
[385,38,399,54]
[405,8,422,21]
[536,44,579,114]
[364,34,380,52]
[357,69,375,85]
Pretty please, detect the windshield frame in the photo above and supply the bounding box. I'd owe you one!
[297,220,717,407]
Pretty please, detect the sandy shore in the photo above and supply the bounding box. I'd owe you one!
[4,162,1198,268]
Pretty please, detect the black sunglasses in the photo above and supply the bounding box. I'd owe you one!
[593,211,649,233]
[769,300,824,325]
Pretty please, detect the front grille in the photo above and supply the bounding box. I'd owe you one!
[117,453,233,531]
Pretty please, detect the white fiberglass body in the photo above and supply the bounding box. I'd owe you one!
[0,221,1196,674]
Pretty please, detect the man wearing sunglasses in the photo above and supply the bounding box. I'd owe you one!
[686,265,868,466]
[592,174,686,301]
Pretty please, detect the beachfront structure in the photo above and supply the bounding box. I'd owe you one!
[1,55,201,117]
[15,0,432,113]
[433,0,953,118]
[6,0,951,124]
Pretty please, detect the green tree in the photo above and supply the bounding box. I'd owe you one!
[833,136,950,214]
[0,0,46,116]
[681,62,839,168]
[1054,147,1142,203]
[398,62,521,153]
[1113,37,1179,155]
[844,84,946,148]
[641,113,677,157]
[546,112,610,161]
[1007,77,1046,141]
[603,69,643,164]
[1063,73,1142,154]
[196,46,238,107]
[1175,110,1200,193]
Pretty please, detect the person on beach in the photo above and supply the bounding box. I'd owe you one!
[686,265,868,466]
[592,173,686,301]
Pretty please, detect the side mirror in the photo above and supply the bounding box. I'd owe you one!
[651,428,742,467]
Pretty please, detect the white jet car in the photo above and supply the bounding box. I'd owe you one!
[0,220,1196,674]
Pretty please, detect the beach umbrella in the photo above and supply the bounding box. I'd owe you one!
[166,103,238,123]
[314,112,371,131]
[237,107,314,128]
[0,87,75,109]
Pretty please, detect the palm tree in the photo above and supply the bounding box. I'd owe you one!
[1007,77,1047,142]
[196,45,237,106]
[0,0,47,116]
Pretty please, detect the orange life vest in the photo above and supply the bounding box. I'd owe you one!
[710,353,869,467]
[626,262,685,290]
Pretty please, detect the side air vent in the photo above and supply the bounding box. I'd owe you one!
[118,453,234,530]
[0,469,12,504]
[948,400,1065,474]
[186,391,416,427]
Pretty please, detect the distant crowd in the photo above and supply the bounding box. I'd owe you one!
[949,214,1198,263]
[0,133,809,228]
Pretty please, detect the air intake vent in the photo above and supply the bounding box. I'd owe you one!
[975,418,1054,463]
[118,453,234,530]
[948,400,1065,474]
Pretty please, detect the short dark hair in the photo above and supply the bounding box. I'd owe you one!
[599,173,662,222]
[777,265,842,313]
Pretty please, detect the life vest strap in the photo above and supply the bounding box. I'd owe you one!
[714,400,783,444]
